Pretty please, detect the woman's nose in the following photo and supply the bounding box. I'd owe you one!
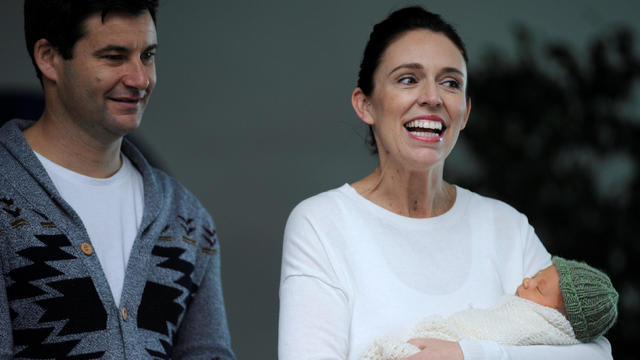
[417,82,442,106]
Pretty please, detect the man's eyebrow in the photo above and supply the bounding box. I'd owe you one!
[93,44,158,56]
[93,45,129,55]
[144,44,158,52]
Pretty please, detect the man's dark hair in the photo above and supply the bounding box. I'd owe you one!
[357,6,469,154]
[24,0,159,83]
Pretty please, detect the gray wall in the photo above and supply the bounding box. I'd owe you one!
[2,1,639,359]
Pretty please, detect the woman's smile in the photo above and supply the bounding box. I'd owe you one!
[404,115,447,143]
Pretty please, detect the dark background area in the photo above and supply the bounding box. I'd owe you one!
[2,1,639,358]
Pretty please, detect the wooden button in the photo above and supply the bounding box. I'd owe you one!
[80,242,93,256]
[121,306,128,321]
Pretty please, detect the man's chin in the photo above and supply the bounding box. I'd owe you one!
[105,114,144,138]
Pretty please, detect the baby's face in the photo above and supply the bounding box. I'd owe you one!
[515,265,565,315]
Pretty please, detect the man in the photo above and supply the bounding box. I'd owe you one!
[0,1,235,358]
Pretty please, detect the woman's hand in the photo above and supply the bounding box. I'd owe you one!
[400,338,464,360]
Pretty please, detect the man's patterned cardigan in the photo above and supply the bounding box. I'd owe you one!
[0,119,235,359]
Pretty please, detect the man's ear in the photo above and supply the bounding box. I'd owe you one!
[33,39,61,83]
[351,87,375,125]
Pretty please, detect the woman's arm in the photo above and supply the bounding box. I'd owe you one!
[402,338,463,360]
[458,337,612,360]
[278,205,351,360]
[400,334,612,360]
[279,275,350,359]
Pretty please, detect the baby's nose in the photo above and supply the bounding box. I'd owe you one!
[523,278,531,288]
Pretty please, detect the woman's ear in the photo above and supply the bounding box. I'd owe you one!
[460,98,471,130]
[33,38,61,83]
[352,88,375,125]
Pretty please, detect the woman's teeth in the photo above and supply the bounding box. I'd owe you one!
[405,119,444,136]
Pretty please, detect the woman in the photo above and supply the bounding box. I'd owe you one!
[278,6,612,360]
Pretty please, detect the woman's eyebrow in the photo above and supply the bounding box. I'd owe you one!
[439,67,466,79]
[388,62,423,76]
[388,63,466,79]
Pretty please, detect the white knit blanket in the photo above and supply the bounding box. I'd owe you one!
[361,295,579,360]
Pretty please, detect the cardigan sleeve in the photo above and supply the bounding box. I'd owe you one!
[170,217,236,360]
[0,261,14,359]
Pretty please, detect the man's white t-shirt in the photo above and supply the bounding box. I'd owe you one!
[35,152,144,307]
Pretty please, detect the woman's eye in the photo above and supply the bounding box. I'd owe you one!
[398,76,417,85]
[442,79,460,89]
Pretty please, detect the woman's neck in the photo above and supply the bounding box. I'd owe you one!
[352,163,456,218]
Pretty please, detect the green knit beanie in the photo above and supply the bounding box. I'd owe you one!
[552,256,619,343]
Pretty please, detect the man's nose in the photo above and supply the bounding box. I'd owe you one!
[123,59,150,90]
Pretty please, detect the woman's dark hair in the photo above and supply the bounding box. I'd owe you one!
[24,0,159,84]
[357,6,469,154]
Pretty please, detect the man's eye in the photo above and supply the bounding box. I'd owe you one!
[104,55,124,61]
[141,51,156,61]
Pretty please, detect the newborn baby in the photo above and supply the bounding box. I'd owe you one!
[361,257,618,360]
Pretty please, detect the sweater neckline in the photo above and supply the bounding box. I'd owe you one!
[338,183,468,227]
